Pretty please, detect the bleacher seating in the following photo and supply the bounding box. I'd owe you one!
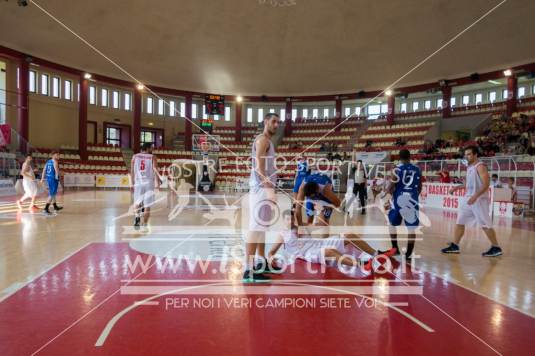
[30,144,128,175]
[355,120,436,159]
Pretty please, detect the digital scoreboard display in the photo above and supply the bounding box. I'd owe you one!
[200,117,214,134]
[204,94,225,115]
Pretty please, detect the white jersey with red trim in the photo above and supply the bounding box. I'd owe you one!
[133,153,155,186]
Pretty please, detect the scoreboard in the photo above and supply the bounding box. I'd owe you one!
[200,117,214,134]
[204,94,225,115]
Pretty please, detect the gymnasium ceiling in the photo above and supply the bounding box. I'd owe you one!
[1,0,535,97]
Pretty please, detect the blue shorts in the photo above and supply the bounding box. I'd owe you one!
[47,179,59,196]
[293,175,307,193]
[305,197,333,219]
[388,206,419,227]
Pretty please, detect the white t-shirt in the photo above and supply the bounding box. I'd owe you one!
[354,166,366,184]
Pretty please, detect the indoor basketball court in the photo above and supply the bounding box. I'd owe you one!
[1,1,535,355]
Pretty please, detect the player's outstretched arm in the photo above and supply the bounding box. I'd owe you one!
[54,160,60,180]
[130,156,135,187]
[40,165,46,183]
[153,156,160,188]
[474,163,490,199]
[295,184,306,227]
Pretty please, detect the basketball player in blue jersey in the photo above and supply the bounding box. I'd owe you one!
[295,172,341,227]
[40,150,63,215]
[387,149,421,259]
[292,156,309,198]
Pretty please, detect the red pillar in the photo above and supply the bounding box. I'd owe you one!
[335,98,342,131]
[133,89,142,153]
[506,76,518,117]
[441,86,452,118]
[184,95,193,151]
[386,95,395,125]
[235,101,242,142]
[17,59,29,153]
[284,100,292,136]
[78,75,88,160]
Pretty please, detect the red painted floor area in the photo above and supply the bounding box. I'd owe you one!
[0,243,533,356]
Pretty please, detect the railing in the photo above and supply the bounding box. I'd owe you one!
[369,155,534,209]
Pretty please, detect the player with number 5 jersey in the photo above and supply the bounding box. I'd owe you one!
[131,143,160,230]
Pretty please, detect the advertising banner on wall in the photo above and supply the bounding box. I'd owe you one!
[64,174,95,187]
[493,201,525,218]
[95,175,130,188]
[420,182,493,214]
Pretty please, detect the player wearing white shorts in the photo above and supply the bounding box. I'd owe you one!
[16,154,39,210]
[131,143,159,230]
[268,210,396,271]
[244,113,281,282]
[441,146,502,257]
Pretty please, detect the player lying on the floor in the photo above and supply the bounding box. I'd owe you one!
[294,172,341,227]
[268,210,396,272]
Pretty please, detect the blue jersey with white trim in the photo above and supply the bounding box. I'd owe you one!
[303,173,332,194]
[392,163,420,208]
[296,160,308,177]
[44,159,57,180]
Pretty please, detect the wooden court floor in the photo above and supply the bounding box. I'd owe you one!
[0,190,534,355]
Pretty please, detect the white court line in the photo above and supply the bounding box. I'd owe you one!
[413,265,535,319]
[30,233,198,355]
[0,242,92,304]
[134,301,159,306]
[387,263,504,355]
[120,279,423,283]
[120,285,424,295]
[94,281,434,347]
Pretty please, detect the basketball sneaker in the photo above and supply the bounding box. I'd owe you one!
[441,243,460,254]
[134,216,141,230]
[53,203,63,211]
[255,258,283,274]
[242,270,271,282]
[482,246,503,257]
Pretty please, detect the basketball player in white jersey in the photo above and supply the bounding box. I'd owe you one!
[244,113,281,282]
[16,154,39,210]
[131,143,160,229]
[441,146,502,257]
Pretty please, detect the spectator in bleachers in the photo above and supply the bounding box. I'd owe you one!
[529,133,535,155]
[504,177,517,202]
[490,174,502,188]
[395,137,406,147]
[438,169,451,183]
